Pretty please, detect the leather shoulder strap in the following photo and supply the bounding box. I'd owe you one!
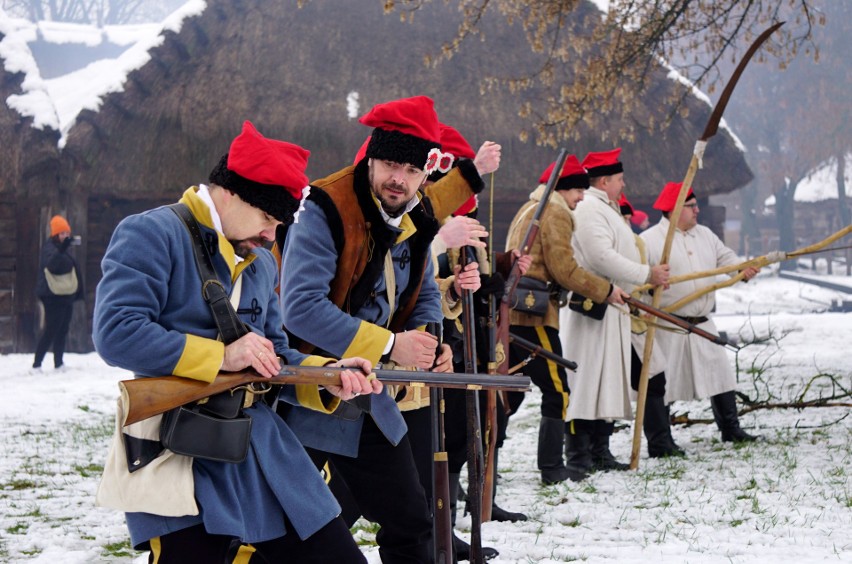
[169,203,248,344]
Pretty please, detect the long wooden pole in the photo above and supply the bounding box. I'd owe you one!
[629,22,784,470]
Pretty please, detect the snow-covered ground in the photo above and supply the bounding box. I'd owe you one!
[1,265,850,563]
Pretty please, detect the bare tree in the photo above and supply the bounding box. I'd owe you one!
[724,1,851,263]
[2,0,183,26]
[385,0,819,146]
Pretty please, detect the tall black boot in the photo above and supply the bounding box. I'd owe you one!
[710,391,757,443]
[449,473,498,562]
[538,416,570,484]
[644,395,685,458]
[564,419,594,482]
[590,420,629,471]
[488,449,527,522]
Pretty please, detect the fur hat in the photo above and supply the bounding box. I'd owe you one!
[581,148,624,178]
[538,155,589,190]
[359,96,442,171]
[209,121,309,222]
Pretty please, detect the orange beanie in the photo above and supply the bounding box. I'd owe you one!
[50,215,71,237]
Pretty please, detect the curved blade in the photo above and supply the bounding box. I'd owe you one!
[701,21,785,141]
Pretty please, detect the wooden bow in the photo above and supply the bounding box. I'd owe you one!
[630,22,785,470]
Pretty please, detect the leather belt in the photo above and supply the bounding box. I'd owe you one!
[673,314,709,325]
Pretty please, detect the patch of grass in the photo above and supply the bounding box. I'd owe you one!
[2,478,38,491]
[350,519,379,547]
[20,505,43,519]
[6,522,28,535]
[73,463,104,478]
[580,482,597,494]
[102,539,135,558]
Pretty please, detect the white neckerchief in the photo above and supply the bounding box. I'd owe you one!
[378,195,419,228]
[196,184,244,264]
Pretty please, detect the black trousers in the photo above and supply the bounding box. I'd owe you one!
[33,298,74,368]
[147,518,365,564]
[630,345,667,397]
[308,416,432,564]
[507,325,570,420]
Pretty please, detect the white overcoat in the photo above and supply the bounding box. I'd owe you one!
[640,219,741,402]
[559,188,650,421]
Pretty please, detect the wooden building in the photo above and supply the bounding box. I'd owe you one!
[1,0,753,353]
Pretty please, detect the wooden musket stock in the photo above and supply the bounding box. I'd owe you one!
[120,365,531,426]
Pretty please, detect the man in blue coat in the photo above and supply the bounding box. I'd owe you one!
[279,96,454,563]
[93,121,380,563]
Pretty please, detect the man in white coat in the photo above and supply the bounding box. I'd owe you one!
[560,148,670,478]
[640,182,759,443]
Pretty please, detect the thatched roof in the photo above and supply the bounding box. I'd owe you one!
[62,0,751,217]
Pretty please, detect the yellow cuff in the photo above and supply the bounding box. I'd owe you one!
[173,334,224,383]
[294,355,341,413]
[342,321,392,364]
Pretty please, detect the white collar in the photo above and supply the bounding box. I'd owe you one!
[196,184,244,264]
[378,194,419,228]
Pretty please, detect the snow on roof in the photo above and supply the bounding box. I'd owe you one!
[0,1,206,148]
[764,153,850,206]
[658,56,747,153]
[580,0,746,154]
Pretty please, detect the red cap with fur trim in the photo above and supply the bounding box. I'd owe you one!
[581,148,623,178]
[353,136,371,165]
[538,154,590,190]
[439,123,475,162]
[208,121,309,222]
[653,182,695,212]
[631,209,648,227]
[227,121,309,201]
[359,96,442,170]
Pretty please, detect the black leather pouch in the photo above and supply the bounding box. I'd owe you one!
[509,276,550,317]
[160,406,252,463]
[568,291,607,320]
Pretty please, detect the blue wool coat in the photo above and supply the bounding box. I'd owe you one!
[93,187,341,547]
[279,173,443,457]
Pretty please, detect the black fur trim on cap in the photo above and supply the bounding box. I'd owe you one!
[555,173,590,191]
[620,203,633,215]
[586,162,624,178]
[208,154,300,225]
[365,127,440,170]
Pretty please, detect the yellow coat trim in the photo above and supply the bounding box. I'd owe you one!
[174,334,223,382]
[294,355,342,413]
[342,320,392,364]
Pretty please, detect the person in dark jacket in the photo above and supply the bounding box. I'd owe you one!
[33,215,83,371]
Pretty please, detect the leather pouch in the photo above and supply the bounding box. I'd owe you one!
[568,291,607,320]
[509,276,550,317]
[160,406,252,464]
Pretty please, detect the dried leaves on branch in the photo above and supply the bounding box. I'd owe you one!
[385,0,819,145]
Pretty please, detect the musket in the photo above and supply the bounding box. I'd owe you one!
[630,21,784,470]
[509,332,579,371]
[460,246,485,563]
[623,296,739,351]
[481,176,498,524]
[120,365,531,426]
[496,148,569,375]
[426,322,453,564]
